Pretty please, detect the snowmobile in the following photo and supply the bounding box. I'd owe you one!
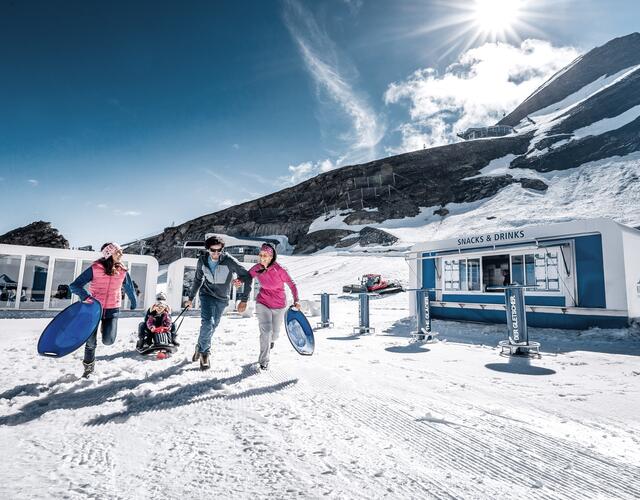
[342,274,404,295]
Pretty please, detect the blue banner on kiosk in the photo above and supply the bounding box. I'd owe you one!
[417,289,432,334]
[505,286,528,345]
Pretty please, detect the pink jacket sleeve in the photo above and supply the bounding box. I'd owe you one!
[162,312,172,328]
[279,266,299,302]
[249,264,261,278]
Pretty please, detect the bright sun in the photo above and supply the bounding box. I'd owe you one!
[473,0,522,37]
[405,0,544,61]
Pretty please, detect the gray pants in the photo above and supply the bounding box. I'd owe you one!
[256,303,286,366]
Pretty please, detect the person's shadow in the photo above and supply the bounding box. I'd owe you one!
[0,361,189,427]
[95,350,148,362]
[86,364,298,425]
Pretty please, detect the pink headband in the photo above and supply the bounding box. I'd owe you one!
[102,243,122,259]
[260,244,274,256]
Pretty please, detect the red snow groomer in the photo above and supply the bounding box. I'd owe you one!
[342,274,404,295]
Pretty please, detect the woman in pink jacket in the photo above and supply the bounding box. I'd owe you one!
[249,243,300,370]
[70,243,137,378]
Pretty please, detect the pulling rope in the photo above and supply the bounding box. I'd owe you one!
[172,306,189,335]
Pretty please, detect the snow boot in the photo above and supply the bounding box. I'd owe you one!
[171,334,180,347]
[192,347,200,363]
[200,353,210,370]
[260,363,269,371]
[82,361,95,378]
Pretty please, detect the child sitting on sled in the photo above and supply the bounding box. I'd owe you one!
[136,293,179,349]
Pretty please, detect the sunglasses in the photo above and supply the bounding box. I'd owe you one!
[208,247,223,254]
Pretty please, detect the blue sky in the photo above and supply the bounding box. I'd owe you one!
[0,0,638,248]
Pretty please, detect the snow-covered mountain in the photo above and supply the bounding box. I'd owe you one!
[128,33,640,263]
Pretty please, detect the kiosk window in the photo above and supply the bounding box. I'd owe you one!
[444,259,459,290]
[511,252,559,290]
[536,252,560,291]
[482,254,510,291]
[511,254,535,286]
[444,258,480,291]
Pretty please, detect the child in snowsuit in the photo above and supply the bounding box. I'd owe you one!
[137,294,178,349]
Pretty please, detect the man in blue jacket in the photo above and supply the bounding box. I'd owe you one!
[184,235,252,370]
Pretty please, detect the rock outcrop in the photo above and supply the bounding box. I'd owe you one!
[0,221,70,249]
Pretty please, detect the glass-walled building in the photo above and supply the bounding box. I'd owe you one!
[0,244,158,312]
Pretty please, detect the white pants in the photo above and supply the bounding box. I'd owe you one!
[256,303,286,366]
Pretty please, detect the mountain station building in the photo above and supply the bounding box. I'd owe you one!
[407,218,640,329]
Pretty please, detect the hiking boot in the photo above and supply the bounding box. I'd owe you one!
[200,353,210,370]
[136,338,145,350]
[192,347,200,362]
[82,361,95,378]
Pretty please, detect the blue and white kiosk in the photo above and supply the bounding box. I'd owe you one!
[407,218,640,329]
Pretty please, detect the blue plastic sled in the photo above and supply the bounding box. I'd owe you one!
[38,301,103,358]
[285,307,315,356]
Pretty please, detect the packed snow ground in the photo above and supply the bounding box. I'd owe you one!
[1,255,640,499]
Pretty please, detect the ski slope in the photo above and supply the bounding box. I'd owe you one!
[1,254,640,499]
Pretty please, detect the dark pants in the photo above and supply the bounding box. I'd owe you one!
[83,316,119,364]
[197,294,228,354]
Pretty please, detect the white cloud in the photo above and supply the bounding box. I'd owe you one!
[232,143,240,150]
[384,39,580,153]
[28,179,39,186]
[279,158,337,186]
[206,197,238,210]
[218,199,235,209]
[283,0,384,165]
[97,204,108,209]
[114,209,141,216]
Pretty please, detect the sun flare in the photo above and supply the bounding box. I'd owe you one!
[404,0,548,60]
[473,0,522,37]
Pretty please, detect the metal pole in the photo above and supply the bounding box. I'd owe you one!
[314,292,335,329]
[408,288,439,342]
[353,292,374,334]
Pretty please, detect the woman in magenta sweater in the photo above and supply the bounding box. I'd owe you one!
[249,243,300,370]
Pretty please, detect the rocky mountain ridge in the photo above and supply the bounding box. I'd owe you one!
[0,221,69,249]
